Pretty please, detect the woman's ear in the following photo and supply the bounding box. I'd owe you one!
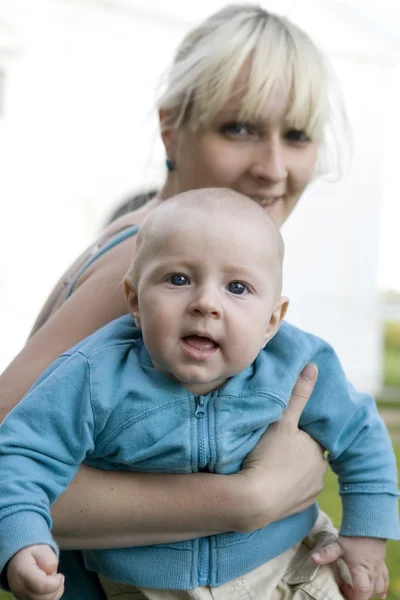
[124,276,141,328]
[159,110,177,161]
[264,296,289,345]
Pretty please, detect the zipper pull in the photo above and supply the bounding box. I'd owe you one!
[195,396,205,418]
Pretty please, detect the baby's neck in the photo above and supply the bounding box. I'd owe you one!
[181,378,229,396]
[150,357,229,395]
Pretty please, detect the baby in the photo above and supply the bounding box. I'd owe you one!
[0,189,398,600]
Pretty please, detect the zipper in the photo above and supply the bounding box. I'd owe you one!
[195,396,210,470]
[195,395,210,584]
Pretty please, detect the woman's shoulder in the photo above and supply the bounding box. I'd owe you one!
[101,197,162,238]
[79,199,163,280]
[84,197,164,274]
[67,199,164,282]
[30,201,162,336]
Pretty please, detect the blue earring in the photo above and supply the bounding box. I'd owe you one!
[166,158,175,172]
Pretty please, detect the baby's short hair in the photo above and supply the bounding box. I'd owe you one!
[127,188,284,291]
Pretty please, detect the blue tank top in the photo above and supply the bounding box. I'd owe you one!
[64,225,139,301]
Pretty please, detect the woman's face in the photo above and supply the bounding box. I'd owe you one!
[163,82,319,228]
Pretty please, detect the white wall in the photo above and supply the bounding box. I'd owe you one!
[0,0,396,394]
[283,57,391,392]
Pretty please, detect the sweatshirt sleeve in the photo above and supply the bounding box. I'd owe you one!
[0,351,96,585]
[298,342,400,540]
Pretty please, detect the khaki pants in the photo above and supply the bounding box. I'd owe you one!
[99,512,348,600]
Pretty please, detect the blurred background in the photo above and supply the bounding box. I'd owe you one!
[1,0,400,395]
[0,1,399,597]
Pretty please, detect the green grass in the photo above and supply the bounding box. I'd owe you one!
[384,348,400,388]
[377,399,400,409]
[318,445,400,600]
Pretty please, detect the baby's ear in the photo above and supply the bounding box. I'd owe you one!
[264,296,289,345]
[124,276,141,328]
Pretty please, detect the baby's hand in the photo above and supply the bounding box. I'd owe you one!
[312,536,388,600]
[7,545,64,600]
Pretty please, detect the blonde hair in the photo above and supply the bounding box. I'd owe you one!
[157,4,349,178]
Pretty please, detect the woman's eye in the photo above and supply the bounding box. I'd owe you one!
[169,274,189,286]
[285,129,311,143]
[220,122,252,137]
[227,281,248,295]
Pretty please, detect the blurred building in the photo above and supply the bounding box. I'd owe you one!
[0,0,399,393]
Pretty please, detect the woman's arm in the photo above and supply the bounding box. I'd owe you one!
[51,365,324,549]
[0,256,131,422]
[52,468,252,548]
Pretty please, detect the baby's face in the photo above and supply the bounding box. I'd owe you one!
[132,210,283,394]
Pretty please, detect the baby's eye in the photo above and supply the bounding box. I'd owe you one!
[285,129,311,143]
[227,281,248,295]
[169,274,189,286]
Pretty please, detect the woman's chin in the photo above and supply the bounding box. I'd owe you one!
[263,198,293,228]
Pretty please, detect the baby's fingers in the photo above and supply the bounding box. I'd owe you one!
[25,571,64,596]
[312,541,344,565]
[346,568,374,600]
[340,567,387,600]
[374,564,389,600]
[14,572,64,600]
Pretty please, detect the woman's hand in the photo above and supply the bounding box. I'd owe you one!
[237,363,326,531]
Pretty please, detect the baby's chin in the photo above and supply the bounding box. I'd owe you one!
[177,373,229,395]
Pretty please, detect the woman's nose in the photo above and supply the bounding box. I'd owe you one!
[250,138,288,184]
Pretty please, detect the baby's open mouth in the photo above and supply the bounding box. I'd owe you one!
[182,335,219,351]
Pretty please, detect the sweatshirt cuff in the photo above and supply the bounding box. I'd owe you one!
[340,492,400,540]
[0,511,58,590]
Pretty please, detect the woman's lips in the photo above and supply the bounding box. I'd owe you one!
[252,196,284,208]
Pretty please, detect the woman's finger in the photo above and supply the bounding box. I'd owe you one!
[283,363,318,425]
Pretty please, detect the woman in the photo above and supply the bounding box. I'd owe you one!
[0,5,347,599]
